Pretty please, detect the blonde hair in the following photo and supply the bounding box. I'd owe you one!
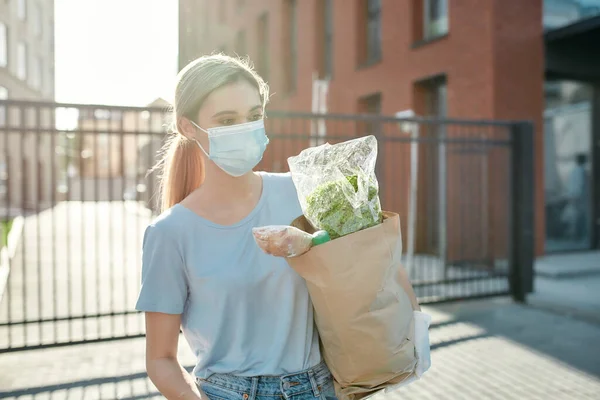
[157,54,269,212]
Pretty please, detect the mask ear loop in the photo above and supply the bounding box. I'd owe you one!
[189,120,210,157]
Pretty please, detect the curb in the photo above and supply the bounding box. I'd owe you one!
[527,296,600,326]
[0,216,25,303]
[535,268,600,279]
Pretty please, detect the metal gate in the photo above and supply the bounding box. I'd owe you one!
[0,101,534,352]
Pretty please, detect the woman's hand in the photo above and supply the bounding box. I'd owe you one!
[145,312,203,400]
[252,225,313,258]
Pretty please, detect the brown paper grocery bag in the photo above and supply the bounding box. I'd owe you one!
[288,212,417,400]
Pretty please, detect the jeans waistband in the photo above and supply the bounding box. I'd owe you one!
[198,361,332,398]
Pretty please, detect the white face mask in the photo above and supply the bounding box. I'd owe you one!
[190,119,270,177]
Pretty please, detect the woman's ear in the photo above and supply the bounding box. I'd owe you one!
[178,117,197,140]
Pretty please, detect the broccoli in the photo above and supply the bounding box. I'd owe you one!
[305,175,383,239]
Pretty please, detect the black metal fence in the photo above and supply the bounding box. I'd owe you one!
[0,100,534,352]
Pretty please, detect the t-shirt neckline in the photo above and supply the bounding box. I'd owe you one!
[173,172,269,229]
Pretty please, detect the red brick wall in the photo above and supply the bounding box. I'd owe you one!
[489,0,545,257]
[179,0,545,256]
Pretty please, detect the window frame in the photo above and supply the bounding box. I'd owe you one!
[34,2,43,37]
[322,0,334,78]
[33,55,42,90]
[424,0,449,39]
[18,0,27,21]
[366,0,382,65]
[0,23,7,68]
[416,75,448,255]
[284,0,298,94]
[257,12,269,81]
[0,86,8,128]
[17,42,27,81]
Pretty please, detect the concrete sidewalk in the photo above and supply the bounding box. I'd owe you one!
[1,298,599,400]
[535,251,600,278]
[529,251,600,324]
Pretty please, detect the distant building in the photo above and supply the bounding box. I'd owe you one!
[70,98,170,203]
[179,0,600,256]
[0,0,55,101]
[0,0,55,211]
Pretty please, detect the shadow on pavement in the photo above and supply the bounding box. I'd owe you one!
[427,299,600,377]
[0,366,193,399]
[2,299,600,400]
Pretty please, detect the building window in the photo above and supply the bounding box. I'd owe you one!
[424,0,449,39]
[17,42,27,80]
[235,30,246,56]
[422,78,447,117]
[0,86,7,127]
[18,0,27,21]
[359,0,382,66]
[219,0,227,23]
[34,3,43,37]
[358,93,382,115]
[257,13,269,81]
[0,23,7,68]
[32,56,42,90]
[203,3,210,40]
[0,158,7,198]
[358,93,382,135]
[544,80,594,251]
[284,0,297,93]
[43,65,50,97]
[317,0,333,79]
[415,76,447,254]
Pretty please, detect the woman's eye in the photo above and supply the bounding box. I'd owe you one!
[249,114,263,121]
[219,118,236,126]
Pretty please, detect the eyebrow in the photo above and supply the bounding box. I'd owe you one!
[211,105,263,118]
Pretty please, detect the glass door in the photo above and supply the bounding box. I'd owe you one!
[544,80,594,252]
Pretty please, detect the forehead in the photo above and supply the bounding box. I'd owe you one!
[200,80,261,115]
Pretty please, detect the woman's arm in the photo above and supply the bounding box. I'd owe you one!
[145,312,204,400]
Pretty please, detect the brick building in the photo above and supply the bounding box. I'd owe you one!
[65,98,169,203]
[179,0,600,257]
[0,0,55,211]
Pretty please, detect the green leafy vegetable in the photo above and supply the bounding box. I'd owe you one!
[305,175,383,239]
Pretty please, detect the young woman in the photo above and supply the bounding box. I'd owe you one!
[135,54,336,400]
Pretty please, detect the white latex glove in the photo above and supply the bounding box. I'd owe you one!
[252,225,314,258]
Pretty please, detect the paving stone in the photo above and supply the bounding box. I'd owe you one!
[1,299,599,399]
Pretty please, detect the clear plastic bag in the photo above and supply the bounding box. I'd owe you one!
[287,135,383,239]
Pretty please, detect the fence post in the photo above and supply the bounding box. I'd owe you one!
[510,122,535,302]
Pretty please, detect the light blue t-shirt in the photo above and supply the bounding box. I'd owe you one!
[135,172,321,379]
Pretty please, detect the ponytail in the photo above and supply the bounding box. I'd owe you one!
[158,133,204,212]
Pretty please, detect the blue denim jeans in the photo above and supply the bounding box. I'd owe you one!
[196,361,337,400]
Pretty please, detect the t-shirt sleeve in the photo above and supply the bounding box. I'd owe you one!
[135,224,188,314]
[284,173,304,220]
